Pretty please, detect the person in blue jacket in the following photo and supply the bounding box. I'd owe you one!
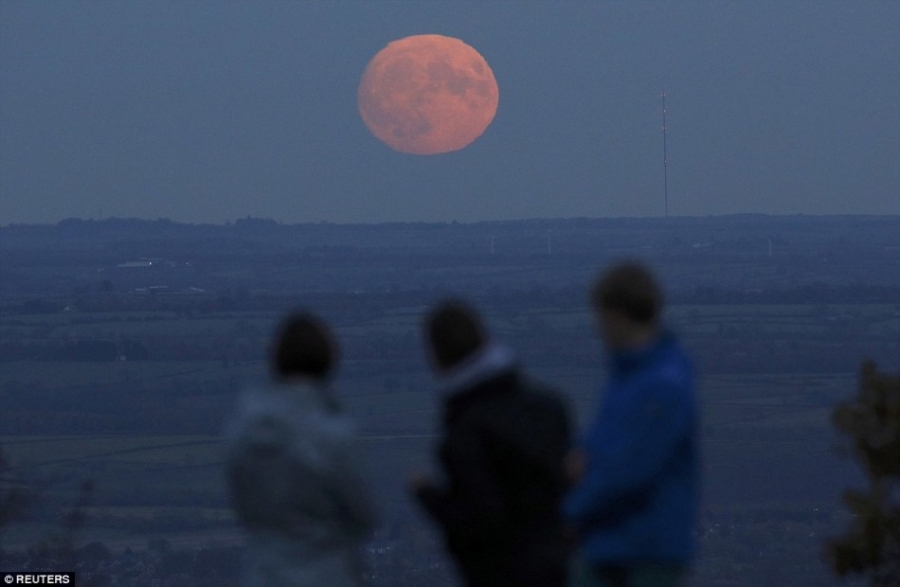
[564,262,699,587]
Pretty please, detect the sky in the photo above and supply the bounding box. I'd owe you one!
[1,1,898,225]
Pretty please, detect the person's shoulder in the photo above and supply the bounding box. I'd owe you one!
[316,407,358,439]
[643,335,691,377]
[512,377,571,428]
[634,346,694,406]
[660,344,693,385]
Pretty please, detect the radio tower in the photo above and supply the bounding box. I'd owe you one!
[662,91,669,217]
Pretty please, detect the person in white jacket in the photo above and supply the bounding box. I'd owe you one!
[226,313,376,587]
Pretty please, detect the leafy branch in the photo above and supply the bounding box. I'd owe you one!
[828,361,900,586]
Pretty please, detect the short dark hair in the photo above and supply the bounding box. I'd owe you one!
[592,262,663,324]
[425,300,486,370]
[272,312,337,380]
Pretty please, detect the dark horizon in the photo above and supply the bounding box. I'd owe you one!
[4,211,900,230]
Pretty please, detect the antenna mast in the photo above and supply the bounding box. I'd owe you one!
[662,91,669,217]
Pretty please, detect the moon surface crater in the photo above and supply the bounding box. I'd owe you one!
[358,34,499,155]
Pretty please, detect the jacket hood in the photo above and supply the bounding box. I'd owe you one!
[227,380,339,442]
[438,342,517,397]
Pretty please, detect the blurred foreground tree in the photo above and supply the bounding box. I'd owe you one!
[828,361,900,586]
[0,447,34,554]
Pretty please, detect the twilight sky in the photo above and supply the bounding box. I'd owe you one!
[1,1,898,225]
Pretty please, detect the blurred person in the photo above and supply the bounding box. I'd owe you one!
[564,262,699,587]
[411,300,572,587]
[226,312,375,587]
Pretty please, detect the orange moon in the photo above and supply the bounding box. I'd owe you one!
[357,34,499,155]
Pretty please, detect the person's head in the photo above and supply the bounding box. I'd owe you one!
[271,312,337,381]
[424,300,487,373]
[591,262,663,349]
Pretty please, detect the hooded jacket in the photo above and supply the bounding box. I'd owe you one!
[226,380,376,587]
[563,333,698,567]
[416,344,572,587]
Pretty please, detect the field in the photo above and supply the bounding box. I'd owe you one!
[0,366,859,526]
[0,298,884,584]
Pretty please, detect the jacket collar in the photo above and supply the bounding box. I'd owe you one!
[438,342,518,398]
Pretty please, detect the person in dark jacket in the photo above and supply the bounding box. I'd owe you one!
[564,262,699,587]
[411,300,572,587]
[226,313,376,587]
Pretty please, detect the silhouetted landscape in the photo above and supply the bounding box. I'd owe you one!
[1,215,898,586]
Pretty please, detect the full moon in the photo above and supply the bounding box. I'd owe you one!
[357,34,499,155]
